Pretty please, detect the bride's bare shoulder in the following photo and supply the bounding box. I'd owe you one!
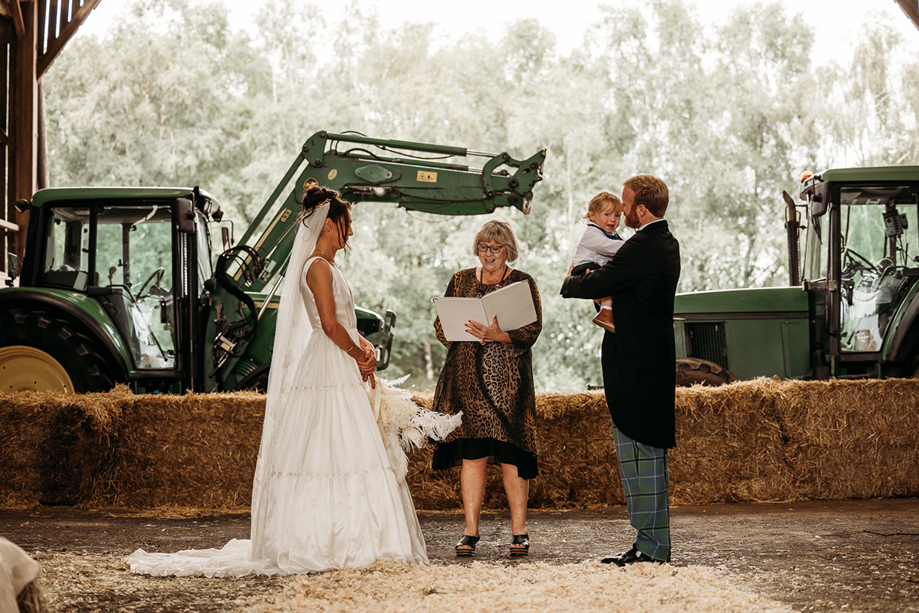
[304,256,333,283]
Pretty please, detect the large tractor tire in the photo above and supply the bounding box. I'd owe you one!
[675,357,737,387]
[0,306,120,393]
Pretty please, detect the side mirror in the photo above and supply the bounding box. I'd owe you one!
[221,224,234,251]
[809,181,829,218]
[176,198,196,234]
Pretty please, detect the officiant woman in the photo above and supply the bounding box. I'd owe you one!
[431,220,542,558]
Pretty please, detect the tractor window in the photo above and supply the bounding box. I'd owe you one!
[803,214,829,283]
[96,205,176,369]
[43,207,91,290]
[195,213,212,295]
[838,185,919,353]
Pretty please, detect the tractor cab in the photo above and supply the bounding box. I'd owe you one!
[16,188,220,391]
[42,201,179,369]
[799,168,919,375]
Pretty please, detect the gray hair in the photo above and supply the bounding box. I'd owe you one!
[473,220,519,263]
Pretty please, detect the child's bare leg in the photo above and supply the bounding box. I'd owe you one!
[593,297,615,332]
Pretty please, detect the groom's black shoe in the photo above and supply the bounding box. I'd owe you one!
[601,547,665,566]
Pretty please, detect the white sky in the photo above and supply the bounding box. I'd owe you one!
[79,0,919,66]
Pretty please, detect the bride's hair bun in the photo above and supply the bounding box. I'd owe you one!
[298,179,352,248]
[301,180,339,213]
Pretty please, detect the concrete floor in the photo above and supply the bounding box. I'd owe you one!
[1,498,917,612]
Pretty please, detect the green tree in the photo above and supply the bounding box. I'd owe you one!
[41,0,919,392]
[587,0,817,291]
[44,0,271,225]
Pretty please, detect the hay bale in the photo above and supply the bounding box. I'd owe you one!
[779,379,919,500]
[671,378,794,504]
[531,392,621,508]
[86,391,264,509]
[1,379,918,511]
[0,385,129,506]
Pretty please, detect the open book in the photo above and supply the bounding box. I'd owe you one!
[433,280,537,342]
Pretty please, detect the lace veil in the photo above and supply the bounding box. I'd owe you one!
[250,202,328,549]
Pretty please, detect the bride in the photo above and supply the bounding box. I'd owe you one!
[128,185,428,576]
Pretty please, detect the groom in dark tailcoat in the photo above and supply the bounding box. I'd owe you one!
[560,174,680,565]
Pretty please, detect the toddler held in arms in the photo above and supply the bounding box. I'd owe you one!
[569,192,625,333]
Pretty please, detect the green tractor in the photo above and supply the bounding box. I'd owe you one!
[0,131,545,393]
[674,166,919,385]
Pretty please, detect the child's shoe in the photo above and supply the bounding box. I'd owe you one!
[592,309,616,333]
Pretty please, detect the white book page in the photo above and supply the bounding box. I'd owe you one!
[432,297,488,342]
[481,281,537,332]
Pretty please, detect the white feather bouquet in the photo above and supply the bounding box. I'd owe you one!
[365,375,462,483]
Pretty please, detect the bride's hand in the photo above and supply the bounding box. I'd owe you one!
[359,338,377,367]
[357,353,376,375]
[355,350,375,388]
[356,338,377,387]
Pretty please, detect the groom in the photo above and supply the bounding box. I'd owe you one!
[560,174,680,565]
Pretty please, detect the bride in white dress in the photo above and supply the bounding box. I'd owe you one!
[127,185,428,576]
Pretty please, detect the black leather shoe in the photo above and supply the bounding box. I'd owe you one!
[601,547,665,566]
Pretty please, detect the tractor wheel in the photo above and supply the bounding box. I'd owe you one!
[0,306,120,393]
[675,357,737,387]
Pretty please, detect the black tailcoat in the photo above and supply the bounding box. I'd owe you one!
[561,220,681,448]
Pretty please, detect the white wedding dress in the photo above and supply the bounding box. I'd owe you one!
[127,250,428,576]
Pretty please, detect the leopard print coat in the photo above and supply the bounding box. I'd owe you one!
[432,268,542,457]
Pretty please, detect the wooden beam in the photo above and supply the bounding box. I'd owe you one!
[1,43,8,257]
[56,0,65,43]
[37,0,47,53]
[37,79,47,189]
[0,17,12,45]
[37,0,101,76]
[11,0,23,39]
[9,0,37,258]
[895,0,919,32]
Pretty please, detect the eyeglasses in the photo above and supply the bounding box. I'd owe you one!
[477,243,504,254]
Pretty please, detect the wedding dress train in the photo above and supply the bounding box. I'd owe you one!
[127,255,427,576]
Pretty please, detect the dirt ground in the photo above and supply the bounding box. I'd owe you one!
[1,498,917,612]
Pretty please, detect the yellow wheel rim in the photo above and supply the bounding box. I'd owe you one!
[0,346,75,393]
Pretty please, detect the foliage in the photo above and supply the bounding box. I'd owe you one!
[41,0,919,391]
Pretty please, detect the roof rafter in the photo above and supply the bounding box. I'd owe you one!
[37,0,103,77]
[894,0,919,32]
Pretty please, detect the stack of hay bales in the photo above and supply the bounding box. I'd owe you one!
[0,388,126,507]
[95,390,263,509]
[0,379,916,511]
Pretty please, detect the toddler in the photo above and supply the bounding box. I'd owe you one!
[569,191,625,332]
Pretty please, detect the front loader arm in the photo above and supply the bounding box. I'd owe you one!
[238,131,546,287]
[207,131,546,388]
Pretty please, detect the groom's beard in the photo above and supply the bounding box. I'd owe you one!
[625,208,641,229]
